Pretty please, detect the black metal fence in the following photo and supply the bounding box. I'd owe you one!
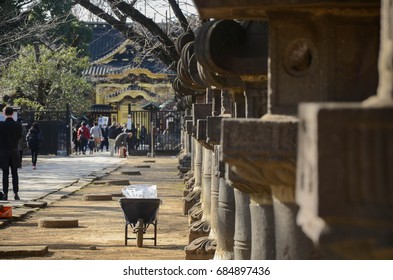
[18,108,182,156]
[127,110,182,155]
[19,109,70,155]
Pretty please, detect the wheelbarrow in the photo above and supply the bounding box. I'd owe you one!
[119,197,161,247]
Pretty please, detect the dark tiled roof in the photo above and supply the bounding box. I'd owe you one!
[85,22,125,62]
[84,22,173,74]
[141,102,160,111]
[90,104,117,112]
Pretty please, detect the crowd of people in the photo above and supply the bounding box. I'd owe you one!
[1,108,148,201]
[72,121,147,157]
[0,105,151,201]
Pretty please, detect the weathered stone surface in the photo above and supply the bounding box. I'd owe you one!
[178,152,191,174]
[94,179,130,186]
[196,119,207,143]
[192,0,380,20]
[38,217,79,228]
[182,189,201,216]
[192,103,212,127]
[0,246,49,258]
[23,201,48,208]
[111,192,123,197]
[185,236,216,260]
[134,165,150,168]
[222,115,298,188]
[82,194,113,201]
[206,116,222,145]
[121,170,142,176]
[296,103,393,259]
[189,219,210,243]
[268,11,379,115]
[185,120,193,135]
[194,20,267,75]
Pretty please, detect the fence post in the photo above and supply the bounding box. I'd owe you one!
[150,121,154,157]
[66,104,71,156]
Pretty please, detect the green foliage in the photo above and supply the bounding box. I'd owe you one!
[0,0,92,66]
[1,44,93,115]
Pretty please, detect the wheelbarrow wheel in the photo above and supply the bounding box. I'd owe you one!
[136,218,144,247]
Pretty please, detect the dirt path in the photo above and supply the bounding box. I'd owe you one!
[0,156,189,260]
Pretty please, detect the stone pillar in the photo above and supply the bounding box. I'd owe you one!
[188,144,205,224]
[178,114,192,176]
[296,0,393,259]
[193,19,272,260]
[189,140,211,235]
[214,146,235,260]
[244,81,268,118]
[209,148,219,241]
[186,147,216,260]
[249,187,275,259]
[182,119,195,200]
[222,115,314,259]
[226,90,254,260]
[192,0,380,260]
[226,169,252,260]
[182,138,202,216]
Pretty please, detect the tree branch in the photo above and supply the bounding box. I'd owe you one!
[168,0,193,35]
[106,0,179,62]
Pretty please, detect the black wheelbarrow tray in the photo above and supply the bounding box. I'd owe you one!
[119,197,162,247]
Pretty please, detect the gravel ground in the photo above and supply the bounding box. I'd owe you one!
[0,156,189,260]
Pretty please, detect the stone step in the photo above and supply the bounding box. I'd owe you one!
[38,217,79,228]
[0,246,49,258]
[82,194,113,201]
[121,170,142,176]
[24,201,48,208]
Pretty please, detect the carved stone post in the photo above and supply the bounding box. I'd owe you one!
[178,114,192,176]
[214,147,235,260]
[226,170,252,260]
[193,0,381,260]
[193,19,271,259]
[296,0,393,259]
[222,116,312,259]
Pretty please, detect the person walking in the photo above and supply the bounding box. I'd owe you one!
[140,124,147,147]
[26,122,43,170]
[90,122,102,152]
[135,123,141,149]
[77,122,90,155]
[107,123,118,156]
[72,124,81,155]
[100,124,109,152]
[88,136,96,154]
[0,106,22,201]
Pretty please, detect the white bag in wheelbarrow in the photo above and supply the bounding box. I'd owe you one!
[122,184,157,198]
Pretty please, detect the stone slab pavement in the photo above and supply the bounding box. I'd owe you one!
[0,154,189,260]
[0,152,125,222]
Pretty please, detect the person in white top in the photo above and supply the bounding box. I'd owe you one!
[90,122,102,152]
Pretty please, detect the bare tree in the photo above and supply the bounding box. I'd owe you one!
[73,0,198,70]
[0,0,92,68]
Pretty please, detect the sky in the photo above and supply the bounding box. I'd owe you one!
[73,0,197,23]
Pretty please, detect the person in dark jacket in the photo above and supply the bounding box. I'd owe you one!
[0,106,22,201]
[114,132,132,157]
[26,122,43,170]
[72,124,81,155]
[77,122,90,155]
[100,125,109,152]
